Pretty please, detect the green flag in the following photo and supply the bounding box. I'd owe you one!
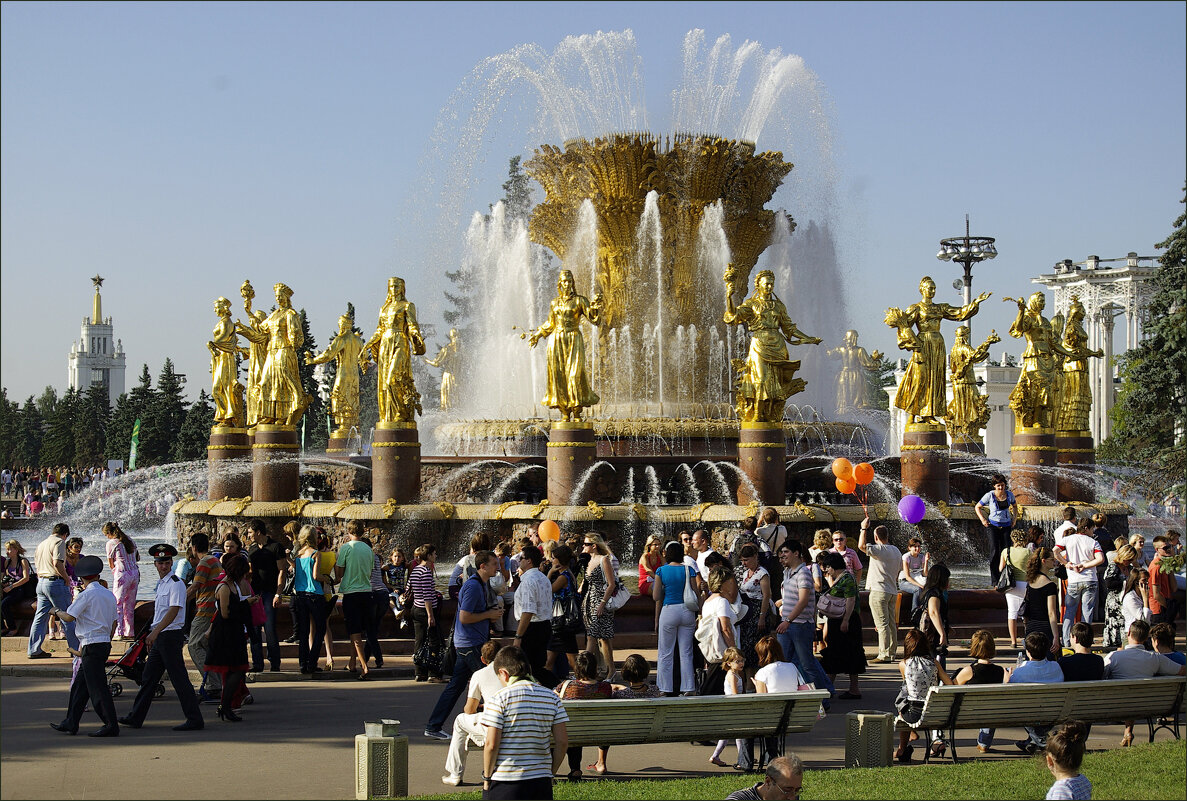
[128,418,141,471]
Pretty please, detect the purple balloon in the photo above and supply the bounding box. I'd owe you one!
[898,494,926,525]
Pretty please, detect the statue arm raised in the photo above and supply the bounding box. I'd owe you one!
[585,293,603,327]
[945,292,991,322]
[969,331,1001,364]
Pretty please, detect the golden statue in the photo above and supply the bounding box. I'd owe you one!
[946,325,1001,442]
[363,277,425,424]
[424,328,462,412]
[528,269,602,422]
[208,297,245,428]
[1006,292,1076,431]
[305,315,365,435]
[884,276,990,426]
[1055,295,1103,433]
[826,330,882,412]
[235,280,269,428]
[253,282,312,427]
[724,267,822,423]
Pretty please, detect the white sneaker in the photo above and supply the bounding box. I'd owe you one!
[441,775,462,786]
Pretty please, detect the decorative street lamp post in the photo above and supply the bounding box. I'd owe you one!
[936,214,997,337]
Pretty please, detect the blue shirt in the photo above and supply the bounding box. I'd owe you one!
[656,563,695,606]
[1010,658,1064,684]
[978,490,1016,526]
[454,574,489,648]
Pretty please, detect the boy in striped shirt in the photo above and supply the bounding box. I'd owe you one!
[480,646,568,799]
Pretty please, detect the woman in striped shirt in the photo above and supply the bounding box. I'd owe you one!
[409,544,443,682]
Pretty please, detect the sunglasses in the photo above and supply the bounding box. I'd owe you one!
[583,542,595,547]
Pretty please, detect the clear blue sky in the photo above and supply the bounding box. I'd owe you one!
[3,1,1184,405]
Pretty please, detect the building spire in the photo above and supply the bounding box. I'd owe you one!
[91,274,104,323]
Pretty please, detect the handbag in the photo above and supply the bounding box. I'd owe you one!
[606,581,632,611]
[441,627,457,676]
[551,581,584,635]
[682,567,701,613]
[695,609,724,663]
[249,596,267,626]
[412,637,443,675]
[817,592,847,619]
[994,554,1014,594]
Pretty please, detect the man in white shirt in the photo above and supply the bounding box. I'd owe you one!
[118,544,204,731]
[49,555,118,737]
[1052,507,1077,549]
[442,641,505,786]
[512,545,555,688]
[858,518,902,663]
[1055,522,1104,644]
[692,530,717,581]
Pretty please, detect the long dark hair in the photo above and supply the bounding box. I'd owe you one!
[1026,547,1053,583]
[922,562,950,594]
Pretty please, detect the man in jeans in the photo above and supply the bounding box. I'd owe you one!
[28,523,78,658]
[1054,521,1103,644]
[774,540,833,705]
[858,518,902,663]
[424,550,503,740]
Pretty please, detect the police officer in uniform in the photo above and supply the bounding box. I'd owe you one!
[48,554,119,736]
[118,544,204,731]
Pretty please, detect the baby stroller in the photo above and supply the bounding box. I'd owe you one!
[107,621,165,700]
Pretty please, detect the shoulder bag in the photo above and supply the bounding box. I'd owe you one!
[817,591,847,619]
[994,552,1014,593]
[695,605,724,663]
[682,566,701,613]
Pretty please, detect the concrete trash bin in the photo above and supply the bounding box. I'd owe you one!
[356,719,409,799]
[845,710,894,768]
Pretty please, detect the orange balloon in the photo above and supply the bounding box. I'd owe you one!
[538,519,560,542]
[835,476,857,495]
[853,462,875,486]
[831,457,854,480]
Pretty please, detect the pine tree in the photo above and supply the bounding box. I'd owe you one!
[867,354,898,411]
[72,384,110,467]
[0,389,18,465]
[42,387,81,466]
[173,390,214,461]
[1100,186,1187,501]
[297,309,328,451]
[15,396,43,467]
[501,155,533,224]
[140,359,188,465]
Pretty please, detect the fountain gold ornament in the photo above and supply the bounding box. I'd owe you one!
[364,277,425,425]
[528,269,602,423]
[724,267,821,424]
[235,280,270,428]
[364,277,424,503]
[1006,291,1075,505]
[885,276,991,428]
[1055,295,1103,502]
[208,297,245,429]
[424,328,462,412]
[827,329,882,412]
[305,314,366,438]
[947,325,1001,448]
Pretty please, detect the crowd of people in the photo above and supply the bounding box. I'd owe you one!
[10,495,1183,800]
[2,465,122,517]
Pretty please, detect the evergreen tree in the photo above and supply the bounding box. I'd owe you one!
[297,309,328,451]
[15,396,43,467]
[140,359,188,465]
[173,390,214,462]
[109,365,156,464]
[42,387,81,466]
[1100,186,1187,501]
[867,354,898,411]
[72,384,110,467]
[0,389,18,466]
[501,155,533,224]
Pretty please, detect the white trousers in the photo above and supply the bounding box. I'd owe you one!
[445,711,486,779]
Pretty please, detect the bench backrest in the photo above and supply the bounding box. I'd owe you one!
[915,676,1185,729]
[562,691,829,747]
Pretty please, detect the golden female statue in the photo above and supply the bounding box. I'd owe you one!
[724,267,822,423]
[424,328,462,412]
[363,277,425,424]
[1006,292,1075,431]
[208,297,244,428]
[256,282,312,427]
[235,280,269,427]
[1055,295,1103,433]
[884,276,990,426]
[305,315,365,435]
[946,325,1001,442]
[529,269,602,422]
[826,329,882,412]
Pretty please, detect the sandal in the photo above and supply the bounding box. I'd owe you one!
[1121,733,1133,747]
[930,740,946,758]
[586,764,606,774]
[895,744,914,763]
[709,757,730,767]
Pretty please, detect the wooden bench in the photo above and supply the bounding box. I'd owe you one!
[894,676,1185,763]
[468,690,828,763]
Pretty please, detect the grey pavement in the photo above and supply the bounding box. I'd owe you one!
[0,637,1146,800]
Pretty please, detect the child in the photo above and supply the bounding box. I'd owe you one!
[709,647,748,768]
[1045,720,1092,799]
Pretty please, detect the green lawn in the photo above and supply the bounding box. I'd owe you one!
[404,738,1186,800]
